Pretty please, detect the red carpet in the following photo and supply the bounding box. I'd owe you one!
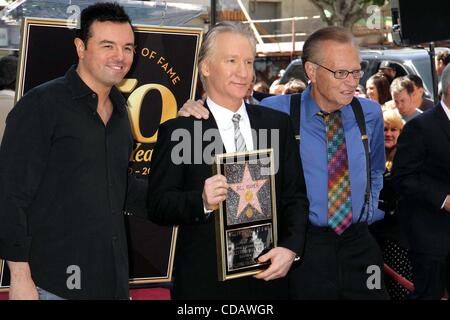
[0,287,171,300]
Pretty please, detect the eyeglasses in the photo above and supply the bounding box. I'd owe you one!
[312,61,364,80]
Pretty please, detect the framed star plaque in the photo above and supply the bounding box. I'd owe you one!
[214,149,278,281]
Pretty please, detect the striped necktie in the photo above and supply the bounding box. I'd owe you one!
[232,113,247,152]
[319,110,353,235]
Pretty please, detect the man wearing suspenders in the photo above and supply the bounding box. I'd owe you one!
[259,27,388,299]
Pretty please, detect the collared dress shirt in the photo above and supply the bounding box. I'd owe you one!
[206,97,254,152]
[439,99,450,208]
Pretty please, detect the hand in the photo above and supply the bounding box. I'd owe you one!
[444,195,450,212]
[202,174,228,211]
[253,247,296,281]
[178,99,209,119]
[7,261,38,300]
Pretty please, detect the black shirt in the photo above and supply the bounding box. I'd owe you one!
[419,97,435,112]
[0,66,146,299]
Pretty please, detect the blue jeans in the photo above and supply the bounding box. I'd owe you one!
[37,287,65,300]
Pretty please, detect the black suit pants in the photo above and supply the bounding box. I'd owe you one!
[409,251,450,300]
[288,223,389,300]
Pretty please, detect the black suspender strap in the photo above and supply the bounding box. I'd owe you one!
[289,93,302,142]
[350,97,372,223]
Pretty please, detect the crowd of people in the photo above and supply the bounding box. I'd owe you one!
[0,1,449,301]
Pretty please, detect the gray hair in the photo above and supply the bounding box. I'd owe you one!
[441,63,450,99]
[301,26,356,69]
[198,21,256,88]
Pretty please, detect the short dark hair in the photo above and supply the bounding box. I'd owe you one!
[301,26,356,68]
[437,51,450,66]
[0,55,18,91]
[406,74,424,89]
[75,2,132,45]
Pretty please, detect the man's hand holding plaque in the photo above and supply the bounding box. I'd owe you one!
[202,174,228,211]
[253,247,297,281]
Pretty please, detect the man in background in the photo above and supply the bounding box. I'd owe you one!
[390,76,423,122]
[378,61,397,84]
[392,64,450,299]
[435,51,450,97]
[406,74,434,112]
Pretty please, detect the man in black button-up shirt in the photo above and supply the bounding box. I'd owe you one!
[0,3,146,299]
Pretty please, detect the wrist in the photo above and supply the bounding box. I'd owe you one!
[7,261,32,280]
[10,274,34,284]
[282,247,297,261]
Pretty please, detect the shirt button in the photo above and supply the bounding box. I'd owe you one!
[112,235,118,241]
[91,93,97,99]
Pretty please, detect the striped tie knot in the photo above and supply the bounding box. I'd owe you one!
[232,113,242,127]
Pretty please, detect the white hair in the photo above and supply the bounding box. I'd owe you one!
[198,21,256,88]
[441,63,450,99]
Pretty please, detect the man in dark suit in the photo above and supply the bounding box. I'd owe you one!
[147,22,309,299]
[392,64,450,299]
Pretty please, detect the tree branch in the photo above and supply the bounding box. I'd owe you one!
[310,0,377,28]
[309,0,333,26]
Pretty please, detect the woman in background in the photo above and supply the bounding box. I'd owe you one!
[366,73,392,105]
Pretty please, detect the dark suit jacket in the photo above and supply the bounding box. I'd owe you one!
[392,103,450,255]
[147,103,309,299]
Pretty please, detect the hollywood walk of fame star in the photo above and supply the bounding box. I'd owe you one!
[228,163,267,219]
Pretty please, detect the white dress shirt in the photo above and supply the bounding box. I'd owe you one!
[0,89,15,143]
[441,99,450,121]
[440,100,450,209]
[206,97,254,152]
[203,97,254,214]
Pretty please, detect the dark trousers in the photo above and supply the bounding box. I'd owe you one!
[410,251,450,300]
[288,223,389,300]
